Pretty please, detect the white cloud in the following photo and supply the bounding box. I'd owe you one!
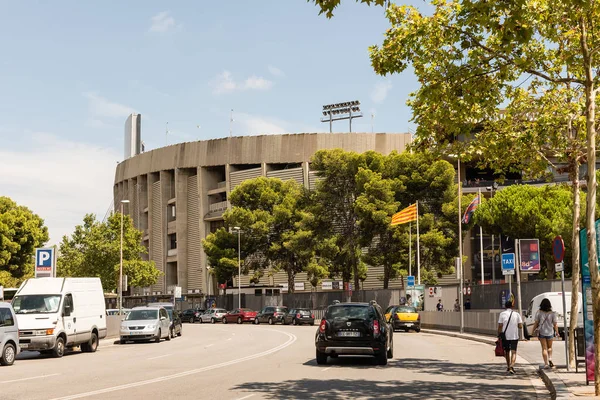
[243,76,273,90]
[210,71,274,95]
[149,11,179,33]
[236,113,288,135]
[371,81,393,104]
[267,65,285,77]
[83,92,136,119]
[0,132,120,245]
[211,71,238,94]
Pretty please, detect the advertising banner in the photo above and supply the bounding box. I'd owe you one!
[406,284,424,311]
[579,220,600,384]
[321,281,332,290]
[294,282,305,291]
[519,239,540,273]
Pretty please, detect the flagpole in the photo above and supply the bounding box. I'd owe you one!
[458,158,464,334]
[416,201,421,285]
[409,222,412,277]
[479,188,485,285]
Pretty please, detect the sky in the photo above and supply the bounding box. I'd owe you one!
[0,1,421,245]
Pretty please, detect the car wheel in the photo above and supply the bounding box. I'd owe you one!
[84,332,98,353]
[268,317,274,325]
[189,317,195,324]
[254,318,260,325]
[310,322,315,326]
[53,336,65,358]
[166,329,172,341]
[222,317,228,324]
[155,329,161,343]
[387,337,394,359]
[211,318,216,324]
[120,338,127,345]
[237,317,242,324]
[282,318,287,325]
[316,349,328,365]
[376,350,388,366]
[177,326,182,337]
[415,328,421,333]
[0,343,16,366]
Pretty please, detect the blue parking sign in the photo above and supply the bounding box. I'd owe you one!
[407,275,415,287]
[501,253,515,275]
[35,248,55,278]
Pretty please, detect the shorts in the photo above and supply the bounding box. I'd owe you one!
[538,335,554,340]
[502,339,518,351]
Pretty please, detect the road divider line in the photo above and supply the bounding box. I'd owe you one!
[1,373,60,384]
[205,344,214,348]
[322,367,333,372]
[50,329,297,400]
[234,395,255,400]
[147,354,170,360]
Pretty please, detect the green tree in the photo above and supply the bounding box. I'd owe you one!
[202,228,239,293]
[57,213,160,292]
[0,196,49,287]
[225,177,317,292]
[474,185,575,278]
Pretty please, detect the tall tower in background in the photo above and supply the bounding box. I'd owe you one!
[124,113,141,159]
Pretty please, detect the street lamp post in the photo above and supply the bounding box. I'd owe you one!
[119,199,130,315]
[233,227,241,309]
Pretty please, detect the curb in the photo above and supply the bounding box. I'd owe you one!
[421,329,566,399]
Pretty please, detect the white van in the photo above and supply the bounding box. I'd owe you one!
[12,277,107,357]
[524,291,583,339]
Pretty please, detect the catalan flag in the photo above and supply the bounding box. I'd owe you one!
[462,194,480,224]
[391,203,418,226]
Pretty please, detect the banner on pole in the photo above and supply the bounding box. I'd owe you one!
[519,239,540,273]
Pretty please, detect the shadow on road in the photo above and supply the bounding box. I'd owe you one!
[237,358,540,399]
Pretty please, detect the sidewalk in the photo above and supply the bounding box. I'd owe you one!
[423,329,595,399]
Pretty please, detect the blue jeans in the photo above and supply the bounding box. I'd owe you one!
[538,335,553,340]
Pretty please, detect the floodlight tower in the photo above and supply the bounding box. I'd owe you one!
[320,101,363,133]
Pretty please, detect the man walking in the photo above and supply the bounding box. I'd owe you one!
[498,300,523,374]
[453,299,460,312]
[436,299,443,311]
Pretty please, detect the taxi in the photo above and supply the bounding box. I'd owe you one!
[385,305,421,332]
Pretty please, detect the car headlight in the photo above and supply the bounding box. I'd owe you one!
[146,325,156,330]
[34,329,54,336]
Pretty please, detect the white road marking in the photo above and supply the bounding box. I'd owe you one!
[50,330,297,400]
[147,354,170,360]
[205,344,214,348]
[322,367,333,372]
[227,338,232,341]
[1,373,60,384]
[234,395,255,400]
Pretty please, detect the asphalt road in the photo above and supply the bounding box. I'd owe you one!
[2,324,548,400]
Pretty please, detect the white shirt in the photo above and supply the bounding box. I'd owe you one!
[498,309,523,340]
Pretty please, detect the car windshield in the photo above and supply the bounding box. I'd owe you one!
[298,309,311,315]
[276,307,288,312]
[12,295,62,314]
[395,306,417,313]
[126,310,158,320]
[215,309,226,313]
[327,305,370,320]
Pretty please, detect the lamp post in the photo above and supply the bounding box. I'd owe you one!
[233,227,241,309]
[119,199,130,315]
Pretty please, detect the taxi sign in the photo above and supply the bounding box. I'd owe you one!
[502,253,515,275]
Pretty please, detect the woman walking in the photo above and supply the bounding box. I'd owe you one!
[532,298,559,369]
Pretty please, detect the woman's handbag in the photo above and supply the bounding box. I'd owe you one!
[495,311,514,357]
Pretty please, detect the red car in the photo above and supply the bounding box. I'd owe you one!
[222,308,257,324]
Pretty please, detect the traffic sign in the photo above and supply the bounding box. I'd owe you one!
[553,236,565,263]
[35,247,55,278]
[502,253,515,275]
[467,287,471,296]
[407,275,415,287]
[556,262,564,273]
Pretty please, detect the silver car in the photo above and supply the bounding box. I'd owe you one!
[200,308,227,324]
[0,303,19,366]
[119,307,171,344]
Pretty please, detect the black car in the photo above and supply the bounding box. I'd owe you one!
[315,301,393,365]
[181,309,205,323]
[167,309,182,338]
[282,308,315,326]
[254,306,288,325]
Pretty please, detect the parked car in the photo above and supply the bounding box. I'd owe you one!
[315,301,393,366]
[181,309,204,323]
[12,277,106,357]
[385,305,420,332]
[222,308,257,324]
[120,307,171,344]
[282,308,315,326]
[524,291,583,339]
[254,306,288,325]
[0,303,19,366]
[200,308,228,324]
[168,310,183,338]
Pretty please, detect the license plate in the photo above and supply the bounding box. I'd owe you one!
[337,331,361,337]
[406,323,413,327]
[130,331,143,335]
[20,343,29,349]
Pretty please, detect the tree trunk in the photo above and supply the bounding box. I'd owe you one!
[569,157,581,369]
[383,264,390,289]
[288,271,296,294]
